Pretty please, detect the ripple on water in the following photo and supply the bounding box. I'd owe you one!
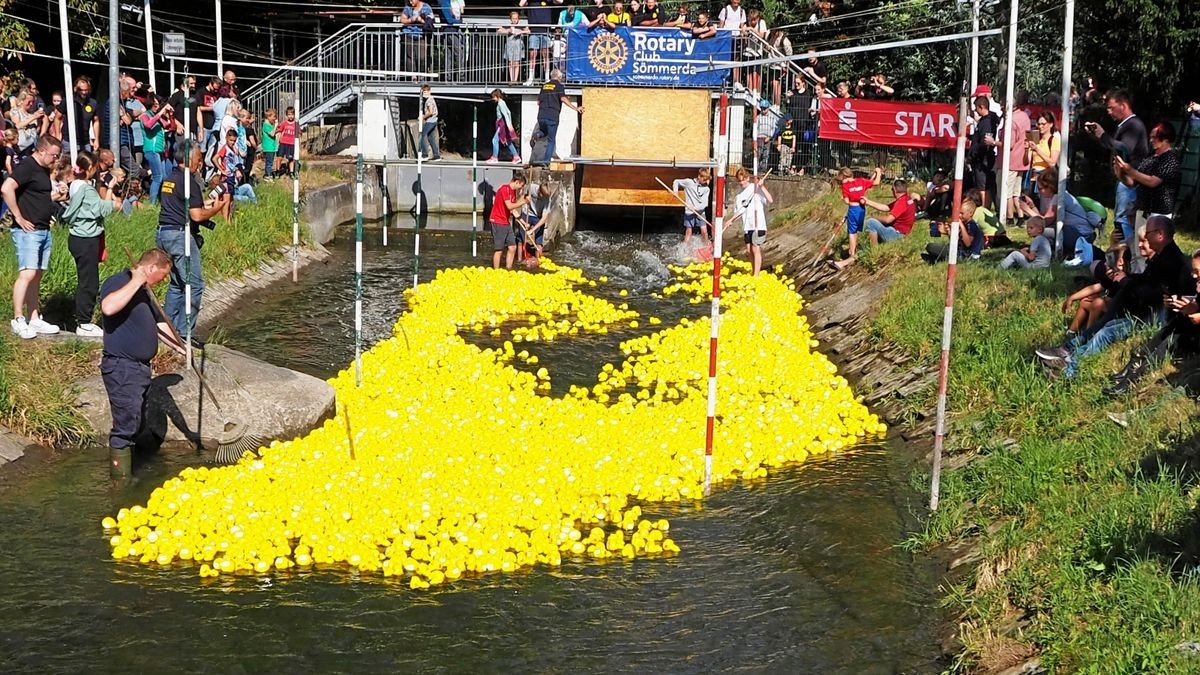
[0,226,940,673]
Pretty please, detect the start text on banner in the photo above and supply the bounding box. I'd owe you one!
[818,98,958,150]
[566,25,732,87]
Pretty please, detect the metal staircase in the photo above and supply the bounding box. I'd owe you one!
[240,23,401,126]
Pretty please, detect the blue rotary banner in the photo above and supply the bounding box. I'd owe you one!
[565,26,732,87]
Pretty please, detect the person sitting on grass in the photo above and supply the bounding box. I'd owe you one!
[1104,248,1200,396]
[919,171,952,222]
[1058,248,1130,347]
[1016,167,1098,266]
[833,177,915,270]
[998,216,1052,270]
[1036,216,1193,378]
[922,195,983,264]
[828,166,881,270]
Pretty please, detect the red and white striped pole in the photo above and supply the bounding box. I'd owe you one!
[929,89,971,512]
[703,93,730,496]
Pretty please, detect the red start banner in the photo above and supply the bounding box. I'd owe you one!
[818,98,958,150]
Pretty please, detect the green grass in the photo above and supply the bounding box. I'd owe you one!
[0,179,310,446]
[855,209,1200,671]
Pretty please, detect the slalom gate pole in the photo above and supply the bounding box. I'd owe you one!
[292,74,301,282]
[413,147,423,289]
[382,163,390,247]
[472,105,479,258]
[355,153,365,387]
[1054,0,1076,259]
[703,93,730,496]
[997,0,1020,224]
[57,0,77,166]
[182,69,192,367]
[930,87,971,512]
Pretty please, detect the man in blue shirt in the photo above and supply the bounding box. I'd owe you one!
[400,0,435,78]
[99,248,185,474]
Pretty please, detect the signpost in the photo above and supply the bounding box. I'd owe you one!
[164,32,186,91]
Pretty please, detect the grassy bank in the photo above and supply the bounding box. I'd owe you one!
[0,175,316,445]
[820,191,1200,671]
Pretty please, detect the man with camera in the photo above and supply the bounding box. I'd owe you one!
[1087,89,1149,271]
[155,145,229,341]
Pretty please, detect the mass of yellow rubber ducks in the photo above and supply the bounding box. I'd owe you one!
[103,257,885,587]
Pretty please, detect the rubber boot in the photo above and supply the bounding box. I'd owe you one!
[109,446,132,481]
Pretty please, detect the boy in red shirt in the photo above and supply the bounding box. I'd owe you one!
[489,172,529,269]
[830,166,882,270]
[277,106,300,178]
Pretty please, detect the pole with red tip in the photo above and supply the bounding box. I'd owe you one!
[703,93,729,496]
[930,87,970,511]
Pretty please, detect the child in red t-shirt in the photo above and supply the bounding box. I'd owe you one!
[277,106,300,178]
[830,166,882,270]
[488,172,529,270]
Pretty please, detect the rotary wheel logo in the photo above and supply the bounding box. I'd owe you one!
[588,33,628,75]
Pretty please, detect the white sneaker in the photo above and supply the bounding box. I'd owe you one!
[27,317,60,335]
[1063,257,1084,267]
[75,322,104,338]
[10,317,35,340]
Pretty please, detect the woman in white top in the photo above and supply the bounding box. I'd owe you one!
[7,91,44,156]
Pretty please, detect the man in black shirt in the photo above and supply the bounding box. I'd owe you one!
[1,135,63,339]
[155,145,229,339]
[1089,88,1150,272]
[635,0,663,25]
[1039,216,1193,377]
[800,50,827,88]
[534,69,585,165]
[99,248,185,472]
[167,75,198,136]
[65,75,101,154]
[969,95,999,209]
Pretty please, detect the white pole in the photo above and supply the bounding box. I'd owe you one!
[413,149,422,289]
[292,74,301,282]
[471,110,478,258]
[144,0,157,94]
[183,76,193,367]
[382,163,389,247]
[108,0,119,152]
[931,88,971,511]
[58,0,78,165]
[354,154,364,387]
[215,0,224,76]
[997,0,1019,224]
[1054,0,1074,258]
[169,59,175,98]
[969,0,980,94]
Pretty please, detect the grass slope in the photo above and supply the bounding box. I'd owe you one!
[0,178,309,445]
[841,194,1200,672]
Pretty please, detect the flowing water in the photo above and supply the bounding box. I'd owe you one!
[0,221,943,672]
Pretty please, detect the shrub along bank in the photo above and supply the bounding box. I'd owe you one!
[842,202,1200,671]
[0,179,308,445]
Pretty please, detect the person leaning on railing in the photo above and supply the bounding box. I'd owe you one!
[766,29,793,105]
[439,0,466,82]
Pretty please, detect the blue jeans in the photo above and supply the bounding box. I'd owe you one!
[1064,317,1137,377]
[537,117,559,164]
[492,131,518,161]
[263,151,275,177]
[866,218,903,243]
[234,183,257,203]
[155,228,205,338]
[146,150,165,204]
[418,121,440,159]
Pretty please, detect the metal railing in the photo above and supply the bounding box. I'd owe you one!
[238,22,749,124]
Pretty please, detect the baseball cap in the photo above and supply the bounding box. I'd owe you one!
[972,84,992,97]
[758,99,770,109]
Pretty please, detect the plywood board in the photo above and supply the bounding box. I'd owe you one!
[579,165,697,206]
[581,87,711,162]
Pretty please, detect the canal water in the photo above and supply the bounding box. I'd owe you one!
[0,222,943,672]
